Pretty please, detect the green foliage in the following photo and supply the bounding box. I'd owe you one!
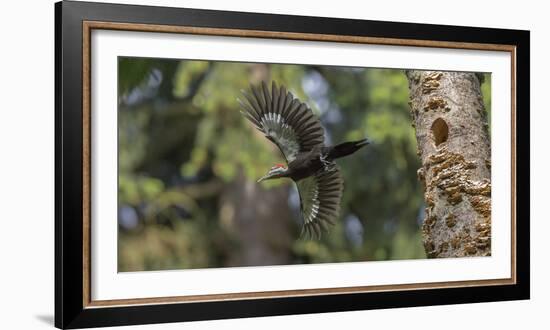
[118,57,154,95]
[481,73,492,130]
[117,57,492,272]
[119,221,213,271]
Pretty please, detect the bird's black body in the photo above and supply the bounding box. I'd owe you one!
[286,142,368,182]
[239,81,368,239]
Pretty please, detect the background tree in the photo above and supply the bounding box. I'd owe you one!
[406,71,492,258]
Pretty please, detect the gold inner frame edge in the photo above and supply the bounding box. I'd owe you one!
[81,20,517,308]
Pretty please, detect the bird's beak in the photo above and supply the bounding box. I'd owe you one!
[257,174,271,183]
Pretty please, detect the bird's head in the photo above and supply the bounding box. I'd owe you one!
[257,163,288,183]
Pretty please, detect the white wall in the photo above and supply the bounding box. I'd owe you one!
[0,0,546,329]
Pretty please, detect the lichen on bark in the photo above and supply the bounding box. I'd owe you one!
[406,70,491,258]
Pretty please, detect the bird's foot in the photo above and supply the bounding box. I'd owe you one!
[320,155,335,172]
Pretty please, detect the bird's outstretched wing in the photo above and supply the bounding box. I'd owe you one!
[296,167,344,239]
[239,81,325,163]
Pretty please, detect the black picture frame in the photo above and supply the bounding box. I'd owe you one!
[55,0,530,328]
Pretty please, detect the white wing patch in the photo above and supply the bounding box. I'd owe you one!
[296,168,344,239]
[239,81,325,164]
[260,112,300,162]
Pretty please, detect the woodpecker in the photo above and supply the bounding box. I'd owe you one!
[239,81,369,239]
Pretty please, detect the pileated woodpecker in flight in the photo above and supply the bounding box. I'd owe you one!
[239,81,369,239]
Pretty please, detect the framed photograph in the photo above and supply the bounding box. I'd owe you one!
[55,1,530,328]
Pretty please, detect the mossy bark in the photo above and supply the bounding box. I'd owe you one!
[406,71,491,258]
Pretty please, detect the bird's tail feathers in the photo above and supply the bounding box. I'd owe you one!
[327,138,369,160]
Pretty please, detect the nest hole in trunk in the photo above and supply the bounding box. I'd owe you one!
[431,117,449,146]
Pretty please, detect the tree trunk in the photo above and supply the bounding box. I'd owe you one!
[220,171,294,267]
[219,63,294,266]
[406,71,491,258]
